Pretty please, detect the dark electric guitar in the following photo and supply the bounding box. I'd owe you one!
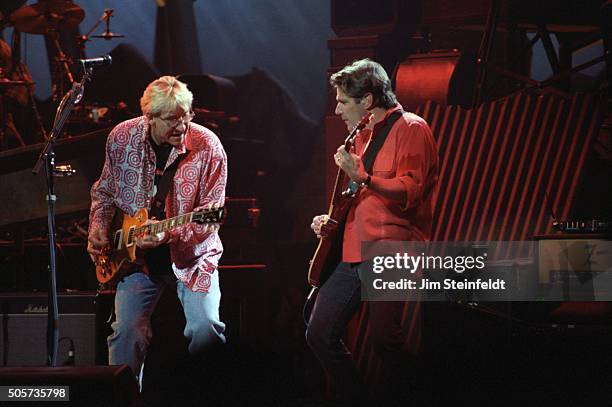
[307,114,373,291]
[95,206,225,284]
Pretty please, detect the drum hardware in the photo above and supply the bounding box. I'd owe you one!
[3,22,48,146]
[9,2,123,101]
[9,0,84,35]
[0,77,35,149]
[47,28,76,101]
[9,1,83,100]
[77,8,124,56]
[90,9,124,40]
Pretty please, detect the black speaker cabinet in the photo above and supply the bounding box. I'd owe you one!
[0,292,96,367]
[0,365,138,407]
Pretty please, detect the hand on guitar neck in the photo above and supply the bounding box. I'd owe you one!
[310,142,367,240]
[333,146,368,184]
[310,132,368,240]
[134,218,172,249]
[134,218,220,249]
[307,113,372,287]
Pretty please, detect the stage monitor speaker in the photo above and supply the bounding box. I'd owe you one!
[0,292,96,367]
[0,365,138,407]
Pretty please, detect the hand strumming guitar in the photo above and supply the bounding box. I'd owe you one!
[311,214,340,238]
[87,228,109,264]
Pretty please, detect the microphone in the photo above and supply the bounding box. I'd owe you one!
[79,55,112,68]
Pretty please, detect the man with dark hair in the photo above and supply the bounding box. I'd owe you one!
[307,58,438,405]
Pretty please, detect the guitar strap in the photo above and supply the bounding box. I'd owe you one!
[143,152,187,278]
[346,109,404,191]
[150,152,186,220]
[361,109,404,172]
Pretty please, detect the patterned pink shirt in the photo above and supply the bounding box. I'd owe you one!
[89,116,227,292]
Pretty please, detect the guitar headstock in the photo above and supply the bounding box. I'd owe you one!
[356,113,373,130]
[344,113,373,150]
[193,206,226,224]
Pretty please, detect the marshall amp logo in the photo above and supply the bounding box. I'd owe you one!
[23,304,48,314]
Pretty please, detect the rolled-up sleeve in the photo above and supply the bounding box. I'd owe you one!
[396,120,437,211]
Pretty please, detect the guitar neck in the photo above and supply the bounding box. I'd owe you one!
[329,168,347,208]
[138,212,194,235]
[328,131,362,207]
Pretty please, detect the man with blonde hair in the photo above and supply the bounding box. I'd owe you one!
[88,76,227,384]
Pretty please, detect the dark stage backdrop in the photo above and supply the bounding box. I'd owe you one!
[11,0,334,122]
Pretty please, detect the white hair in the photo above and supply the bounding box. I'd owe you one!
[140,76,193,117]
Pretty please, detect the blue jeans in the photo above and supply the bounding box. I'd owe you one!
[306,261,420,403]
[108,271,226,378]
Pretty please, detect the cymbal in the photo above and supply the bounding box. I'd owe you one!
[91,32,125,40]
[10,1,84,35]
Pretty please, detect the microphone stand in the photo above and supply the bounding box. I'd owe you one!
[32,66,93,366]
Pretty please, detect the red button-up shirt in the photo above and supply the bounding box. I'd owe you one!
[343,105,438,263]
[89,116,227,292]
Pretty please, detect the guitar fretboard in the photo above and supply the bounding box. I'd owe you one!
[129,213,194,241]
[146,213,193,235]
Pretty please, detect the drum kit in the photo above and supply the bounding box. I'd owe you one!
[0,1,124,149]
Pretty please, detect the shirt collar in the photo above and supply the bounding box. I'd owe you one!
[371,103,403,130]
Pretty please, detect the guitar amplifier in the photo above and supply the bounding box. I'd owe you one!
[0,292,96,366]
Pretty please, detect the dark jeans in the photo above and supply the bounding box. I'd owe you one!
[305,261,422,404]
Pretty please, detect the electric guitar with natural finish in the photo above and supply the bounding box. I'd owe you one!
[95,206,225,284]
